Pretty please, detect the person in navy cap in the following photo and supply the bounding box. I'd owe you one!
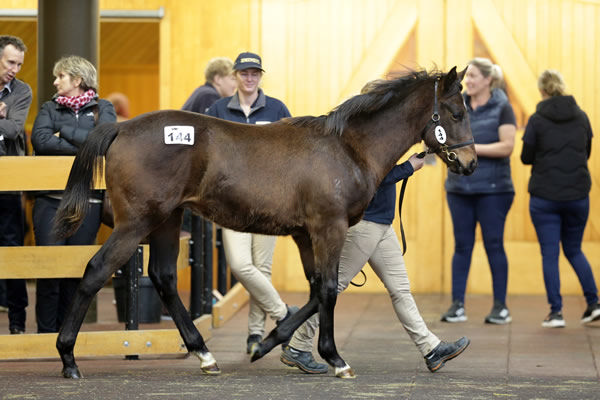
[206,52,294,354]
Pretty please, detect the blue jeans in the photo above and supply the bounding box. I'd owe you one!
[33,196,102,333]
[529,196,598,312]
[447,192,514,304]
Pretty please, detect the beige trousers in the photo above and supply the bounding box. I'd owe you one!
[288,220,440,356]
[222,228,287,336]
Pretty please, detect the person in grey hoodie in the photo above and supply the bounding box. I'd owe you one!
[521,69,600,328]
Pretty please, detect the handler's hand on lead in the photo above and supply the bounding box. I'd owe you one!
[408,153,425,172]
[0,102,7,119]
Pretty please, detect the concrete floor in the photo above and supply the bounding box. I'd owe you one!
[1,284,600,399]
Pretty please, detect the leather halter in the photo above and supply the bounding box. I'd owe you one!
[418,79,474,161]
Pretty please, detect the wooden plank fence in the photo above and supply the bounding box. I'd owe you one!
[0,156,246,360]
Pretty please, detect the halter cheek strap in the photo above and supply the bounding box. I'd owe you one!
[418,79,474,160]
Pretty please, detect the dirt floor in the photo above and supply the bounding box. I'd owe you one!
[1,285,600,399]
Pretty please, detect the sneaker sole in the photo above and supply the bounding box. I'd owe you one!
[428,338,470,372]
[581,309,600,324]
[485,316,512,324]
[280,353,328,374]
[440,315,467,323]
[542,320,565,328]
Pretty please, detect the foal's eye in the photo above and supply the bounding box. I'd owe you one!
[451,111,464,122]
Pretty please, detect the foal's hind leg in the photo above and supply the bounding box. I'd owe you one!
[147,209,219,374]
[57,227,145,379]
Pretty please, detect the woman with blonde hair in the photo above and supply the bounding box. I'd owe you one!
[521,69,599,328]
[31,55,116,333]
[441,57,517,325]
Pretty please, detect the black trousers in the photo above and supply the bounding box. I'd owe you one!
[33,196,102,333]
[0,194,29,332]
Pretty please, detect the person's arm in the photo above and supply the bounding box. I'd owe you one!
[583,111,593,159]
[475,102,516,158]
[0,84,32,140]
[520,117,536,165]
[475,124,515,158]
[520,142,535,164]
[380,153,424,185]
[59,101,117,147]
[31,103,79,155]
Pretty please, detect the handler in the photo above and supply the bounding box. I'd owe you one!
[280,80,470,375]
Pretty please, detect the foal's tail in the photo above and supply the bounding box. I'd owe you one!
[52,123,120,240]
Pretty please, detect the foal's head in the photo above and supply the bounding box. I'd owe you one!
[420,67,476,175]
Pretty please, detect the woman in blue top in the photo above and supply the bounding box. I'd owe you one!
[279,80,470,377]
[441,58,516,325]
[521,69,600,328]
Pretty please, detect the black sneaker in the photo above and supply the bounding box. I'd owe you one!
[581,303,600,324]
[246,334,262,354]
[542,311,565,328]
[424,337,470,372]
[485,300,512,324]
[280,345,328,374]
[441,300,467,322]
[9,328,25,334]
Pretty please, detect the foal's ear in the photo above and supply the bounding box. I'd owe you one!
[441,66,458,93]
[457,66,467,82]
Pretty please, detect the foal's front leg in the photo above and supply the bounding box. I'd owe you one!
[311,224,355,378]
[250,231,320,360]
[315,264,355,378]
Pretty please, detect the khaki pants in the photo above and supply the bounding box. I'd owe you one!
[288,220,440,356]
[222,228,287,336]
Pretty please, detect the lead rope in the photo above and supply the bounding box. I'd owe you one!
[349,175,409,288]
[350,81,441,288]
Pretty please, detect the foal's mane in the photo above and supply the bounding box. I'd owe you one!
[284,69,447,136]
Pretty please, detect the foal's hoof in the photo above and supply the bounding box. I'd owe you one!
[62,366,82,379]
[335,365,356,379]
[201,363,221,375]
[249,343,263,362]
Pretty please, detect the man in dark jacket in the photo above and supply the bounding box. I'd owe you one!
[0,35,32,334]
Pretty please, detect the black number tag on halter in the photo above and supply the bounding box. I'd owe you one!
[435,125,447,144]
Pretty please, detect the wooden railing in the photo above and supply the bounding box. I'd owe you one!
[0,156,220,360]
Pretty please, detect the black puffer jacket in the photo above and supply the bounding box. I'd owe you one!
[31,96,116,155]
[521,95,592,201]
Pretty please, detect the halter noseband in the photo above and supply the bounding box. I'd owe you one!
[418,79,474,161]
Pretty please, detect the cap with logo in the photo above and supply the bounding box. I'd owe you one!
[233,52,265,72]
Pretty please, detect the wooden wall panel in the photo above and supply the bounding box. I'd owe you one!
[3,0,600,297]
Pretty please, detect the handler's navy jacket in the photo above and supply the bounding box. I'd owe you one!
[206,88,290,124]
[363,161,414,225]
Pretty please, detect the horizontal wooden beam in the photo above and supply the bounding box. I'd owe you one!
[0,237,189,279]
[0,315,211,360]
[0,156,105,191]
